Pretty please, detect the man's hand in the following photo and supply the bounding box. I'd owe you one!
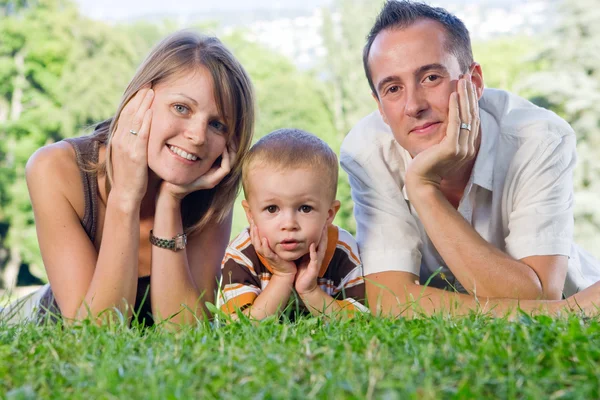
[405,74,480,190]
[249,222,297,278]
[295,225,328,296]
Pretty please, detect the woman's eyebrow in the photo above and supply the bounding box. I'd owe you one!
[171,93,198,106]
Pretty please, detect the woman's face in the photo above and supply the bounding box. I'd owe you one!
[146,67,229,186]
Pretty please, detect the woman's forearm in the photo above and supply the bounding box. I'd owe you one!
[75,191,140,322]
[150,193,203,325]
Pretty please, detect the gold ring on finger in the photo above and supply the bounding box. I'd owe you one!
[129,129,138,136]
[460,122,471,131]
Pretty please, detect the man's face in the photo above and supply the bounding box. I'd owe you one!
[369,19,464,158]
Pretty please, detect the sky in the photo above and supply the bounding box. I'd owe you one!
[74,0,334,20]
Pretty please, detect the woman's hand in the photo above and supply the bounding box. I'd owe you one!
[405,74,480,190]
[295,225,328,296]
[160,144,237,201]
[110,87,154,206]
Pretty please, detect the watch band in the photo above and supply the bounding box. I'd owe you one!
[149,230,187,251]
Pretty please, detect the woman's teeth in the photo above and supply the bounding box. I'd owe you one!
[169,145,198,161]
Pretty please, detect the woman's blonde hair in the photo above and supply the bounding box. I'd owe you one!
[90,30,255,234]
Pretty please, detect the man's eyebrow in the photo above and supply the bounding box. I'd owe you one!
[377,75,401,94]
[415,63,449,76]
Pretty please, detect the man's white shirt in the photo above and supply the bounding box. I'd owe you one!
[341,88,600,296]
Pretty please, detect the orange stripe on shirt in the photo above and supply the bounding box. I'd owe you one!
[221,292,258,313]
[236,237,251,250]
[338,241,361,265]
[344,276,364,287]
[222,283,246,293]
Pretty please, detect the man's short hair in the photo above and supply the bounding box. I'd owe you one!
[363,0,474,95]
[242,128,339,201]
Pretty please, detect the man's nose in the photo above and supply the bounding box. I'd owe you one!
[404,87,428,118]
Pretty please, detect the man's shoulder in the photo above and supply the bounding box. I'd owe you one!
[340,110,395,159]
[482,88,574,141]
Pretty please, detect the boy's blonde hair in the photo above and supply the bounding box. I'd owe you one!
[242,128,339,201]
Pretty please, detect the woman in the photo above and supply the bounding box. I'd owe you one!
[4,31,255,326]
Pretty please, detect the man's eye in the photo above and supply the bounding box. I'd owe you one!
[424,75,440,82]
[209,120,227,133]
[299,205,312,213]
[388,85,399,94]
[266,206,278,213]
[174,104,189,114]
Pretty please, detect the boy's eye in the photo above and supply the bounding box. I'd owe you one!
[174,104,189,114]
[209,120,227,133]
[299,205,312,213]
[266,205,278,214]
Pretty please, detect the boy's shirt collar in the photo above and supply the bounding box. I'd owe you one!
[257,225,339,278]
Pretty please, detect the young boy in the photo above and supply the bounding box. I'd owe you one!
[219,128,368,319]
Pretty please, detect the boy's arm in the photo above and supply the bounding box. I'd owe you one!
[220,229,297,321]
[243,274,295,320]
[297,229,369,317]
[221,251,295,321]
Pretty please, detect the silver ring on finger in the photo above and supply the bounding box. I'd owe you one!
[129,129,138,136]
[460,122,471,131]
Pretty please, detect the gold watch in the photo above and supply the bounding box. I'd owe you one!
[149,230,187,251]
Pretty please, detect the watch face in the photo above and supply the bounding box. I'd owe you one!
[175,234,187,250]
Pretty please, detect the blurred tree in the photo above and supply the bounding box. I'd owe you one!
[224,32,339,235]
[517,0,600,258]
[473,36,545,93]
[319,0,382,233]
[0,0,141,289]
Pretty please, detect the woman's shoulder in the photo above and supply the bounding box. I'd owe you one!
[26,140,79,182]
[25,140,91,216]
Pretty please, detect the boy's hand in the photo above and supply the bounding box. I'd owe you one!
[250,222,297,278]
[295,225,328,295]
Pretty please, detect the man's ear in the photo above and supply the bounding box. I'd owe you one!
[372,91,389,125]
[242,199,253,225]
[469,62,485,99]
[327,200,341,225]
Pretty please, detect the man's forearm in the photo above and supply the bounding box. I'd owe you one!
[366,272,563,318]
[407,183,544,299]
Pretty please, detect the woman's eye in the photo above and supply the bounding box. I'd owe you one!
[300,205,312,213]
[266,205,278,214]
[174,104,189,114]
[209,120,227,133]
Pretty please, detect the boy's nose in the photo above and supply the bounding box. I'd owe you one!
[281,211,299,230]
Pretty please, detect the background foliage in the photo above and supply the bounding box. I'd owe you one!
[0,0,598,291]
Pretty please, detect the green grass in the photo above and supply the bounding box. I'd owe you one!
[1,312,600,399]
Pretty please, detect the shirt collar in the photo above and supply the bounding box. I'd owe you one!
[472,107,498,192]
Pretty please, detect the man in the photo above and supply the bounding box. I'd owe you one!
[340,1,600,316]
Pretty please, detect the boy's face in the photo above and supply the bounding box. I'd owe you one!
[242,165,340,262]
